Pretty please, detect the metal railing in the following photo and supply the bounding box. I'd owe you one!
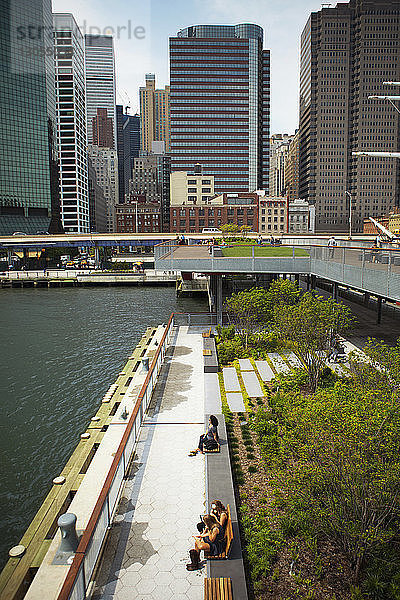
[309,246,400,300]
[154,242,400,302]
[56,314,175,600]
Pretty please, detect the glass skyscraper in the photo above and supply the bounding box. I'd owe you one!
[169,24,270,193]
[0,0,61,234]
[85,35,116,148]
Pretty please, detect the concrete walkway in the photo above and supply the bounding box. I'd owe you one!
[92,326,206,600]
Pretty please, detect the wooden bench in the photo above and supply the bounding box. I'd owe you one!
[205,505,233,559]
[204,577,233,600]
[202,327,212,338]
[203,445,220,454]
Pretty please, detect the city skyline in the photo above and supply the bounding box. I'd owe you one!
[52,0,325,134]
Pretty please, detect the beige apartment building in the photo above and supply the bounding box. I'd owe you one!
[170,168,215,206]
[258,196,287,236]
[139,74,170,153]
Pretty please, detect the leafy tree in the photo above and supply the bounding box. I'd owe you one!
[240,225,252,236]
[224,287,271,347]
[220,223,240,237]
[273,292,353,391]
[266,279,301,308]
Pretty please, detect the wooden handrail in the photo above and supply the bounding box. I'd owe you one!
[56,313,174,600]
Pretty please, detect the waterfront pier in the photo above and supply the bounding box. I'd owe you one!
[2,316,246,600]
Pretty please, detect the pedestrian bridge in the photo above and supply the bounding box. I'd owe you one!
[154,242,400,304]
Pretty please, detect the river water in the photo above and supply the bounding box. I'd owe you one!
[0,286,207,570]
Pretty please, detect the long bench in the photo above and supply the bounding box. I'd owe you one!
[203,337,218,373]
[204,577,233,600]
[205,505,233,560]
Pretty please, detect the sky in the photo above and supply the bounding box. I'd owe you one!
[52,0,330,134]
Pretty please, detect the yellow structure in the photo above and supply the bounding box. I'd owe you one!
[139,74,170,153]
[170,169,215,206]
[389,211,400,235]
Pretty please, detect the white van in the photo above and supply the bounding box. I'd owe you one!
[202,227,222,234]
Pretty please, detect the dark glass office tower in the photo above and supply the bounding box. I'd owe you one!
[116,106,140,203]
[0,0,61,234]
[169,24,270,193]
[299,0,400,233]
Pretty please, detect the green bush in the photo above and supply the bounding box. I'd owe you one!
[217,338,247,364]
[248,465,258,473]
[216,324,236,341]
[240,505,283,578]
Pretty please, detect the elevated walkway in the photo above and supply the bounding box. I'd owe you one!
[154,243,400,304]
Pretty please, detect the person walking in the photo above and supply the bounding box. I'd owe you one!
[327,236,337,259]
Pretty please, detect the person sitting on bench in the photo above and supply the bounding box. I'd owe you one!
[210,500,228,530]
[186,515,225,570]
[189,415,219,455]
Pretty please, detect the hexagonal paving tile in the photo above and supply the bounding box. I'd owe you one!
[152,584,175,600]
[135,577,157,595]
[156,557,175,572]
[169,577,191,594]
[127,563,159,580]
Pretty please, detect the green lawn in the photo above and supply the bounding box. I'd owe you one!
[221,246,309,258]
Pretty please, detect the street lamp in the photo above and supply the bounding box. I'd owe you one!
[352,151,400,158]
[345,191,353,238]
[353,82,400,159]
[368,95,400,115]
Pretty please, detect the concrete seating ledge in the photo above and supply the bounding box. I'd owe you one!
[205,414,248,599]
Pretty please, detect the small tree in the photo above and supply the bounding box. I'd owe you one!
[273,292,353,391]
[240,225,252,236]
[220,223,239,237]
[266,279,301,308]
[224,287,270,347]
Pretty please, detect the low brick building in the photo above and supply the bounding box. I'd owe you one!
[116,195,161,233]
[169,192,259,233]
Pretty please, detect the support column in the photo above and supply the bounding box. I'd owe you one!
[216,275,223,326]
[363,292,370,307]
[311,275,316,290]
[7,249,13,266]
[209,274,216,316]
[332,282,338,301]
[295,274,300,284]
[377,296,382,325]
[306,274,311,290]
[94,246,100,269]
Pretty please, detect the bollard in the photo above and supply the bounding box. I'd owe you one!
[141,357,149,372]
[58,513,79,554]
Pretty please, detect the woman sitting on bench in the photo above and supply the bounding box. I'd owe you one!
[189,415,219,455]
[186,515,225,570]
[210,500,228,530]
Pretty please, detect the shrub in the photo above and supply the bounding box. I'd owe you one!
[248,465,258,473]
[240,505,283,578]
[217,338,247,364]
